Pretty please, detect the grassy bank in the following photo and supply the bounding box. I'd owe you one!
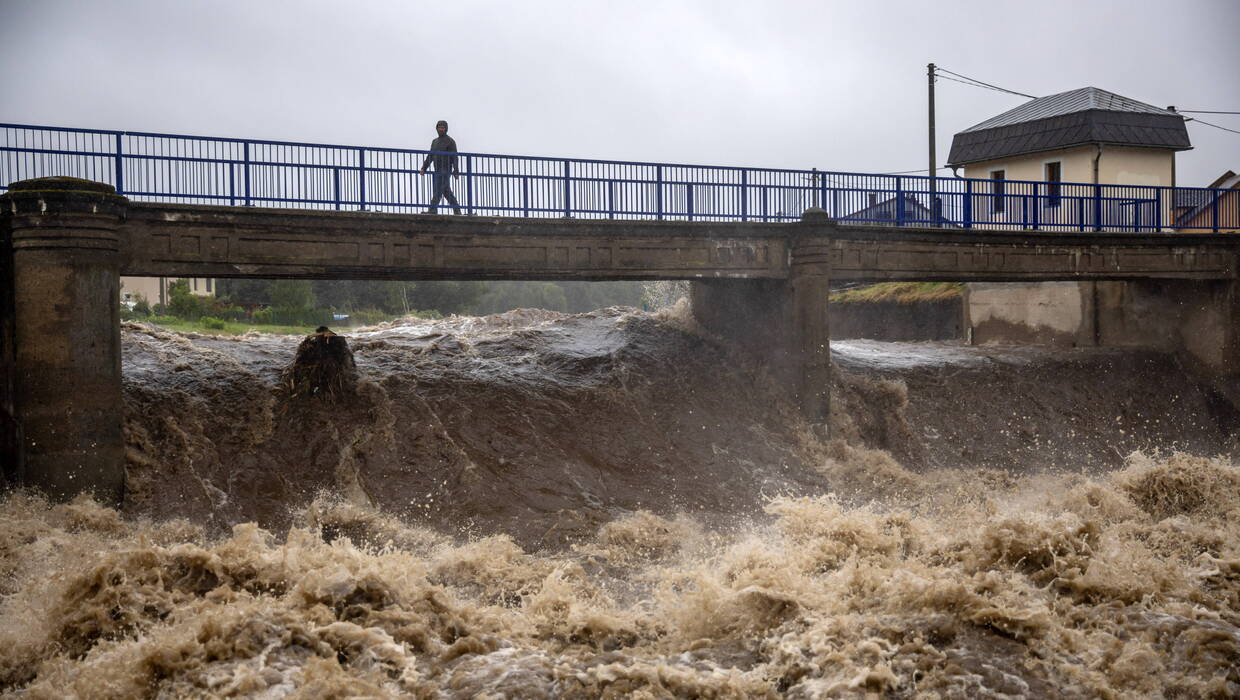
[830,282,964,304]
[136,317,327,336]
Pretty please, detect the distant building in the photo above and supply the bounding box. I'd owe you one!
[948,87,1192,230]
[121,277,215,308]
[1173,170,1240,233]
[842,192,953,226]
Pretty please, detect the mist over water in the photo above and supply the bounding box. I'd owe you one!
[2,307,1237,697]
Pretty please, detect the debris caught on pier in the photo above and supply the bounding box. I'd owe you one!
[278,326,358,399]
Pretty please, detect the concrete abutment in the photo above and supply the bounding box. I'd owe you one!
[0,178,127,504]
[691,215,832,435]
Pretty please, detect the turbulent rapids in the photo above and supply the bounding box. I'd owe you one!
[1,306,1238,698]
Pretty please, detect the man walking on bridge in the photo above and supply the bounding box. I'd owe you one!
[419,120,461,215]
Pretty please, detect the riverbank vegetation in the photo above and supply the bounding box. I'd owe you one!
[830,281,964,304]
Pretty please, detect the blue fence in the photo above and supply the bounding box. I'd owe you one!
[2,123,1236,232]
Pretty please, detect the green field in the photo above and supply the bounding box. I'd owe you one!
[829,282,964,304]
[133,317,334,336]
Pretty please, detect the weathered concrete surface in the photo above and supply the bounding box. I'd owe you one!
[0,215,17,484]
[690,214,831,434]
[967,282,1098,347]
[122,203,790,281]
[827,224,1237,282]
[120,202,1239,283]
[1,178,126,503]
[967,279,1240,374]
[1095,279,1240,374]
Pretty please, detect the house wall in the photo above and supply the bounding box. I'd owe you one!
[961,145,1174,187]
[961,145,1177,230]
[120,276,214,307]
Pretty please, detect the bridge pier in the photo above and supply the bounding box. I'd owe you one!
[0,178,128,504]
[691,213,833,435]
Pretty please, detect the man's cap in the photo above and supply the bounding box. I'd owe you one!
[436,120,448,128]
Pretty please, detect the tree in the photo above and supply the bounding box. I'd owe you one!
[270,280,316,311]
[167,279,201,319]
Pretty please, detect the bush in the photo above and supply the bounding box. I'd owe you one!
[200,317,227,330]
[252,306,333,327]
[132,294,152,317]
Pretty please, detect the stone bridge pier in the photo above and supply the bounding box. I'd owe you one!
[1,178,126,503]
[691,212,833,435]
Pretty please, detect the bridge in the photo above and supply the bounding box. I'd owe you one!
[2,124,1239,505]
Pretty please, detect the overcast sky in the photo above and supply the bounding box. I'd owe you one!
[2,0,1237,186]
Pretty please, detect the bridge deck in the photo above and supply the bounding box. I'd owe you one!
[121,203,1239,282]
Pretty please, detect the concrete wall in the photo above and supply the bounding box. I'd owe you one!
[830,299,963,342]
[0,223,17,484]
[967,281,1096,347]
[967,279,1240,374]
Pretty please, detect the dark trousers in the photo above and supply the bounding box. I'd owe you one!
[430,172,461,214]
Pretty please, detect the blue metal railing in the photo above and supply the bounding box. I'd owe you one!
[2,123,1236,232]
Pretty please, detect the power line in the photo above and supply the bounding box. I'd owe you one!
[1186,117,1240,135]
[1178,110,1240,115]
[880,166,954,175]
[934,67,1037,100]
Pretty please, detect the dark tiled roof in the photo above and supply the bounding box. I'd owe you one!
[842,194,954,225]
[960,87,1178,133]
[948,88,1191,167]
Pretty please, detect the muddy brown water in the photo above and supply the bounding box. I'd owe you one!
[1,306,1237,697]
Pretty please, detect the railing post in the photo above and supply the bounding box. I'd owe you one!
[1155,187,1163,232]
[332,167,341,211]
[895,176,905,226]
[687,184,694,221]
[1213,190,1220,234]
[740,169,748,221]
[357,148,366,211]
[466,155,474,215]
[1093,184,1102,231]
[656,165,664,221]
[607,180,615,219]
[831,186,839,219]
[228,164,236,206]
[812,168,821,209]
[522,175,530,217]
[963,179,973,229]
[243,141,252,207]
[113,133,124,194]
[563,159,571,217]
[1031,185,1040,231]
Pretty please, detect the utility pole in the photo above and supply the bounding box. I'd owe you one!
[928,62,937,224]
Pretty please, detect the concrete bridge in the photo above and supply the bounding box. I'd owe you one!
[3,177,1239,503]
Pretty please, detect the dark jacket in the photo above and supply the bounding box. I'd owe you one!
[422,135,459,174]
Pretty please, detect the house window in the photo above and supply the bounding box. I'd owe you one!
[192,278,199,292]
[990,169,1006,214]
[206,278,213,294]
[1045,161,1062,208]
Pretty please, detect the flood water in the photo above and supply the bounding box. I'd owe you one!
[1,305,1237,698]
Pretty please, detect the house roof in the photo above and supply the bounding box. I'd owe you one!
[960,87,1178,133]
[1173,170,1240,225]
[843,193,953,225]
[948,87,1192,167]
